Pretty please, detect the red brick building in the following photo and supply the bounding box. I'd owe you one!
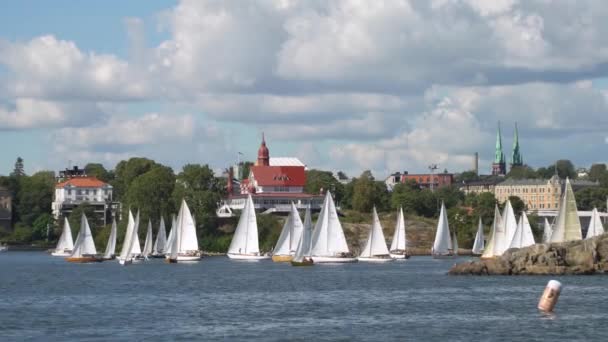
[385,171,454,191]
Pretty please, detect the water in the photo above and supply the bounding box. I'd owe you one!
[1,253,607,341]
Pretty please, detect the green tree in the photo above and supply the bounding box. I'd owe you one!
[509,196,526,214]
[17,171,55,227]
[448,206,475,248]
[588,164,608,182]
[111,158,158,200]
[435,185,464,209]
[538,160,576,179]
[470,192,498,226]
[575,187,608,211]
[391,180,421,214]
[32,213,55,242]
[85,163,113,182]
[507,165,538,179]
[454,171,479,183]
[351,171,376,213]
[304,169,345,203]
[238,161,254,180]
[125,165,176,224]
[68,203,97,238]
[11,157,25,177]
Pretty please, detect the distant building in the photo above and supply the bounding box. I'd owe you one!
[459,178,502,196]
[0,186,12,231]
[385,170,454,191]
[51,166,120,225]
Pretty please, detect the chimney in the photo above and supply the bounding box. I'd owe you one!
[474,152,479,176]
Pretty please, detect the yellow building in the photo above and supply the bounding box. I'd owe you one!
[494,176,562,210]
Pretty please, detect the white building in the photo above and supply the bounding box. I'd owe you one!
[52,175,118,224]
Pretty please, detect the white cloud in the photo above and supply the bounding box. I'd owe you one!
[0,98,104,130]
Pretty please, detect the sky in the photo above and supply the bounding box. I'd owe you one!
[1,0,608,178]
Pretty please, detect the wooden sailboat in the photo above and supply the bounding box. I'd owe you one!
[66,214,102,263]
[291,206,314,266]
[585,208,604,239]
[102,218,117,260]
[358,207,393,262]
[542,217,553,243]
[227,195,270,260]
[550,178,582,243]
[509,212,535,249]
[151,216,167,258]
[142,220,154,259]
[389,207,409,259]
[52,217,74,256]
[431,202,453,258]
[471,217,485,256]
[310,191,357,263]
[272,202,304,262]
[118,210,138,265]
[166,200,201,262]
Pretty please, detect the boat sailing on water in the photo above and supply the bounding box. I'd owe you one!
[142,220,154,259]
[431,202,453,258]
[52,217,74,257]
[310,191,357,263]
[585,208,605,239]
[272,202,304,262]
[227,195,270,260]
[66,214,101,263]
[102,218,117,260]
[165,215,176,257]
[118,210,140,265]
[291,206,314,266]
[389,207,409,259]
[151,216,167,257]
[358,207,393,262]
[542,218,553,243]
[508,212,535,249]
[166,200,201,262]
[471,217,485,256]
[550,178,582,243]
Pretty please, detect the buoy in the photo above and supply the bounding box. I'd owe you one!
[538,280,562,312]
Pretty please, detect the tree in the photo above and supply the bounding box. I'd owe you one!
[125,165,176,224]
[588,164,608,182]
[470,192,498,226]
[351,171,376,213]
[507,165,538,179]
[435,185,464,209]
[11,157,25,177]
[575,187,608,211]
[85,163,112,182]
[68,203,97,238]
[538,160,576,179]
[454,171,479,183]
[391,181,421,214]
[238,161,254,180]
[32,213,54,242]
[509,196,526,214]
[304,169,345,203]
[111,158,159,200]
[17,171,55,227]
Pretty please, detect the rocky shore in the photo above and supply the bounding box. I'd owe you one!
[449,234,608,275]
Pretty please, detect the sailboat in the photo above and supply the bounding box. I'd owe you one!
[66,214,101,263]
[152,216,167,257]
[508,212,536,249]
[291,206,314,266]
[358,207,393,262]
[52,217,74,256]
[452,229,459,256]
[227,195,269,260]
[142,220,154,259]
[542,218,553,243]
[431,202,453,258]
[389,208,409,259]
[272,202,304,262]
[102,218,117,260]
[164,215,176,257]
[550,178,582,243]
[166,200,201,262]
[500,200,518,254]
[585,208,605,239]
[471,218,485,256]
[118,210,139,265]
[481,205,503,259]
[310,191,357,263]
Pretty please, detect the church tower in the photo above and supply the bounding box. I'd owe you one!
[256,133,270,166]
[491,122,506,176]
[510,122,523,168]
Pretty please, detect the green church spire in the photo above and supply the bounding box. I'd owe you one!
[494,122,505,164]
[511,122,523,167]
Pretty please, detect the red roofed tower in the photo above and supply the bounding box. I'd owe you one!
[257,133,270,166]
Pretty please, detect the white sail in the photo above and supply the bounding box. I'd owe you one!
[509,212,535,249]
[55,217,74,252]
[142,220,154,257]
[293,206,313,263]
[71,214,97,257]
[274,203,304,256]
[499,200,518,254]
[432,202,452,256]
[542,218,553,243]
[130,211,142,255]
[471,217,484,255]
[103,218,117,258]
[585,208,605,239]
[550,178,582,243]
[176,200,199,253]
[481,205,503,258]
[360,207,390,258]
[452,230,458,256]
[165,215,176,255]
[153,217,167,254]
[119,210,136,261]
[310,191,350,257]
[390,208,407,252]
[228,195,260,255]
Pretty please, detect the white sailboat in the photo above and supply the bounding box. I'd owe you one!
[165,215,176,257]
[52,217,74,256]
[550,178,582,243]
[585,208,605,239]
[452,229,459,256]
[227,195,269,260]
[118,210,138,265]
[272,202,304,262]
[500,200,518,254]
[389,207,409,259]
[542,218,553,243]
[291,206,314,266]
[471,217,485,256]
[142,220,154,258]
[152,216,167,257]
[509,212,536,249]
[66,214,101,263]
[358,207,393,262]
[102,218,117,260]
[167,199,201,262]
[431,202,453,258]
[310,191,357,263]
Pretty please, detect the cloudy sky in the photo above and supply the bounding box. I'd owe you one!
[1,0,608,178]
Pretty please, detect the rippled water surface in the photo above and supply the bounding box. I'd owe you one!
[1,252,607,341]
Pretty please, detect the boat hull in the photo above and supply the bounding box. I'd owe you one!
[227,253,271,261]
[66,256,103,263]
[389,252,410,260]
[311,256,358,263]
[51,251,72,257]
[102,255,116,261]
[272,255,293,262]
[357,256,395,263]
[164,254,202,262]
[291,260,314,266]
[118,258,132,265]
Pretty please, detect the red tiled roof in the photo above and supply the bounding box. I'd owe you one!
[56,177,108,188]
[250,166,306,187]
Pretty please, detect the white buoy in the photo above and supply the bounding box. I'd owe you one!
[538,280,562,312]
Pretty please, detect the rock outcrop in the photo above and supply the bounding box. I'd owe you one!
[449,234,608,275]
